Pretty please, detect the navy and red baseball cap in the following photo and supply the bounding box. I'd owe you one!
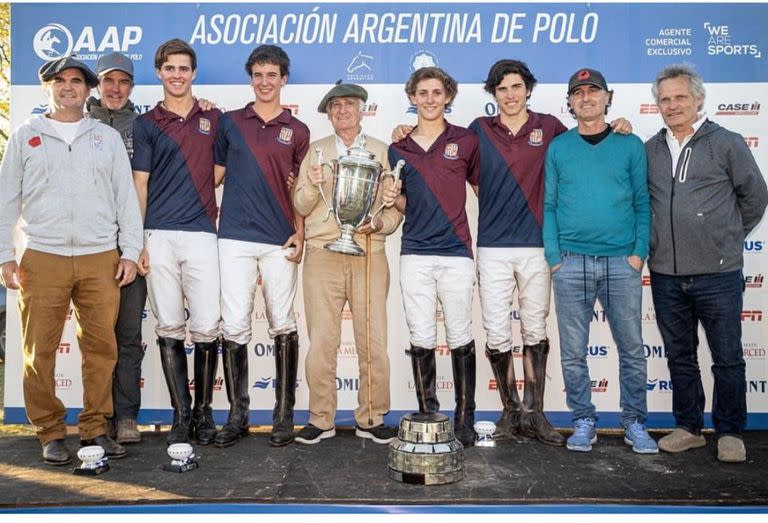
[567,68,608,95]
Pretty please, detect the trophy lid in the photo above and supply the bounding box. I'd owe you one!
[338,135,381,170]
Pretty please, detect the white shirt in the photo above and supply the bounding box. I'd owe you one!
[665,113,706,180]
[335,131,364,157]
[47,118,82,145]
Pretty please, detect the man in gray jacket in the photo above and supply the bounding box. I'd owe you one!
[646,64,768,463]
[87,51,146,445]
[0,56,143,466]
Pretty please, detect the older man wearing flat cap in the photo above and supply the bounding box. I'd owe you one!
[293,82,402,444]
[0,55,143,465]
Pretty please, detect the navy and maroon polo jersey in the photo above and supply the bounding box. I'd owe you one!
[132,101,220,233]
[214,106,309,245]
[389,122,479,259]
[469,112,567,248]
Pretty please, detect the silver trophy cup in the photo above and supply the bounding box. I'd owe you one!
[315,136,404,256]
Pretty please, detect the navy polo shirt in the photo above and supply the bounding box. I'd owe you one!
[389,123,479,259]
[132,101,220,233]
[469,112,567,248]
[214,106,309,245]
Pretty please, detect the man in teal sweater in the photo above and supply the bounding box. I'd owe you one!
[543,68,656,454]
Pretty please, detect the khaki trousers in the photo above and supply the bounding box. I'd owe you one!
[303,245,391,429]
[18,249,120,443]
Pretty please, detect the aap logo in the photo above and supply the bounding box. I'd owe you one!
[34,23,73,60]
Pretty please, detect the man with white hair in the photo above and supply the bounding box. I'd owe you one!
[646,64,767,463]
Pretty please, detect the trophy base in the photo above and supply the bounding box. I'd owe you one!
[73,463,110,476]
[163,461,199,473]
[324,238,365,256]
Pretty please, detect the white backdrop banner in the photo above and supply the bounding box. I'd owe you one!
[3,2,767,429]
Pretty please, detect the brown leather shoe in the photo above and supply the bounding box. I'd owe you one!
[42,439,72,466]
[658,428,706,453]
[116,418,141,444]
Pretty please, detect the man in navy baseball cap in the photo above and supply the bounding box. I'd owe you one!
[38,55,98,88]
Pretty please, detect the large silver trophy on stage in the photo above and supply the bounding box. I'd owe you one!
[315,136,405,256]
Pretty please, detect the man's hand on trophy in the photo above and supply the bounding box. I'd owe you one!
[356,216,384,235]
[382,179,402,207]
[309,164,325,186]
[391,124,414,143]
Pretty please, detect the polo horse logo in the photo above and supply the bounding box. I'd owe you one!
[347,51,373,74]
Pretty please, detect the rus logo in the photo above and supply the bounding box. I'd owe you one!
[647,379,673,391]
[587,345,609,357]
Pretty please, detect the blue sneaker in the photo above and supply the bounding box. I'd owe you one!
[566,418,597,452]
[624,422,659,454]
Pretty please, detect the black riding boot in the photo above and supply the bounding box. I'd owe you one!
[520,340,565,446]
[158,337,192,445]
[192,340,219,445]
[214,340,250,448]
[406,345,439,414]
[485,346,523,440]
[270,331,299,447]
[451,341,477,448]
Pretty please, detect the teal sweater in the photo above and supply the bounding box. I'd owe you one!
[543,128,650,267]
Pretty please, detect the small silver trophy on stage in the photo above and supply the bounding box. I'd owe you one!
[474,421,497,447]
[314,136,405,256]
[73,445,109,476]
[164,443,198,473]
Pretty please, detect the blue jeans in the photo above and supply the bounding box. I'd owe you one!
[552,254,647,428]
[650,270,745,436]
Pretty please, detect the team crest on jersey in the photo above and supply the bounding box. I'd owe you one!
[278,127,294,145]
[198,118,211,135]
[93,133,104,151]
[528,129,544,146]
[443,143,459,160]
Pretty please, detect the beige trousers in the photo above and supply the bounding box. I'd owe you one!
[302,245,391,429]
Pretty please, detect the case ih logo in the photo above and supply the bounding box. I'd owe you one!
[715,102,760,116]
[745,136,759,148]
[639,103,660,114]
[435,344,450,356]
[591,378,608,393]
[362,102,378,117]
[741,310,763,321]
[58,342,71,354]
[489,378,524,391]
[745,274,764,288]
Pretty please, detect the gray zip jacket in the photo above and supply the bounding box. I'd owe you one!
[0,115,143,265]
[646,119,768,275]
[86,96,137,157]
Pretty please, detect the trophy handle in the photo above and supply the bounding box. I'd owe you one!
[313,147,335,222]
[369,159,405,220]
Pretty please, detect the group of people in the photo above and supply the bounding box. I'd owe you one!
[0,37,764,468]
